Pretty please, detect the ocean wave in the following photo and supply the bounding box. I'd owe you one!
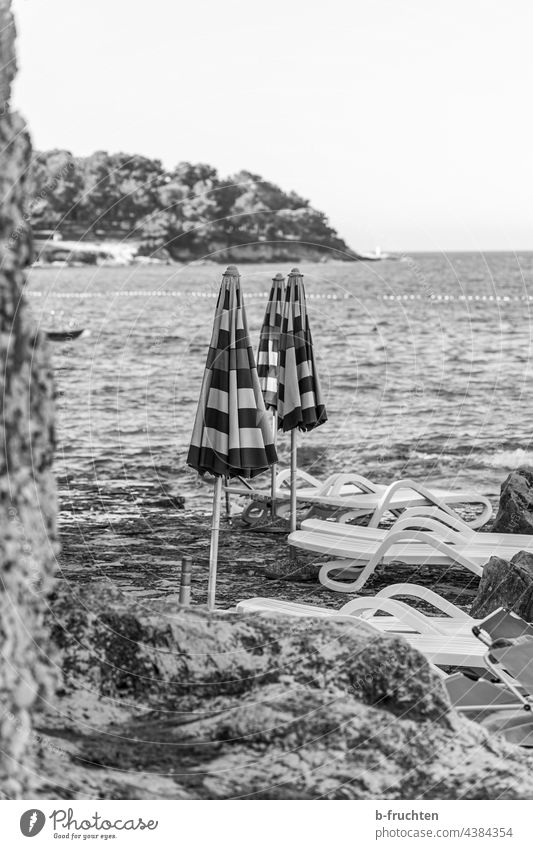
[486,449,533,468]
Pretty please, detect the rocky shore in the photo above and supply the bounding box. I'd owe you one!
[23,469,533,799]
[33,578,533,800]
[56,491,491,612]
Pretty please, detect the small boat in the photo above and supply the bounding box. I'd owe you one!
[46,329,85,342]
[357,246,390,261]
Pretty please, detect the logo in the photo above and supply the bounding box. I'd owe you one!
[20,810,46,837]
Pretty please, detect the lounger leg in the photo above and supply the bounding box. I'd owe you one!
[320,558,377,593]
[321,558,364,578]
[319,527,483,594]
[465,498,493,529]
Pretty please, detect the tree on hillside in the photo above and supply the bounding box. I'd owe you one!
[30,149,84,230]
[77,152,165,236]
[30,150,351,258]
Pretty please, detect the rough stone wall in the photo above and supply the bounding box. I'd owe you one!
[43,586,533,800]
[0,0,57,798]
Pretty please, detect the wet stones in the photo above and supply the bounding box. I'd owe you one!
[492,466,533,534]
[471,551,533,621]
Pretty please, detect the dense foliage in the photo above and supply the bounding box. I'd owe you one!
[29,150,351,260]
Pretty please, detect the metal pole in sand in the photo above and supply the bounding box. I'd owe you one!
[289,429,298,559]
[270,409,278,520]
[179,556,192,606]
[224,475,232,524]
[207,476,223,610]
[290,429,298,533]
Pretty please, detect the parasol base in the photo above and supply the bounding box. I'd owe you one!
[243,516,290,534]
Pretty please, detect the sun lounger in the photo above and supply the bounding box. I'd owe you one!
[468,610,533,745]
[236,593,533,737]
[443,673,533,745]
[444,672,524,721]
[238,583,474,634]
[287,525,532,593]
[238,593,442,634]
[472,608,533,646]
[301,505,533,549]
[236,592,486,667]
[474,611,533,705]
[226,470,492,529]
[238,586,533,642]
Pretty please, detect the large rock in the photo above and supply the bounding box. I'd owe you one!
[492,466,533,533]
[0,0,57,798]
[36,584,533,800]
[470,551,533,621]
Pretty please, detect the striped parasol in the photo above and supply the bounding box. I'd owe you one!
[278,267,327,534]
[187,265,277,607]
[257,272,285,409]
[257,272,285,517]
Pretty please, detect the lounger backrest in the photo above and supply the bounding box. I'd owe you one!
[472,607,533,646]
[445,672,522,709]
[488,636,533,694]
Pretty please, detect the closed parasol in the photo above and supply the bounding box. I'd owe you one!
[257,272,285,517]
[277,267,327,535]
[187,265,277,607]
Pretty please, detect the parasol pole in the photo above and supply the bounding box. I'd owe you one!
[207,475,223,610]
[270,409,278,519]
[224,474,232,523]
[289,429,298,558]
[290,429,297,531]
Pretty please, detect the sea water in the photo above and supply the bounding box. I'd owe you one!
[26,253,533,513]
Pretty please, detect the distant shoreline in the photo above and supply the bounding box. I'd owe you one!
[32,235,389,268]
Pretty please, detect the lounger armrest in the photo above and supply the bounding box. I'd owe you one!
[398,506,474,536]
[367,529,484,581]
[388,515,465,544]
[327,473,378,496]
[275,469,292,488]
[275,468,322,490]
[368,478,462,528]
[375,485,492,531]
[375,583,471,620]
[339,596,444,635]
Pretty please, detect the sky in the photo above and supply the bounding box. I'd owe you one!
[10,0,533,252]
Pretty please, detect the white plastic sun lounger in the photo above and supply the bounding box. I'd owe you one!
[301,476,492,530]
[287,525,530,593]
[236,592,487,668]
[238,583,477,636]
[226,470,492,529]
[237,595,533,731]
[301,506,533,549]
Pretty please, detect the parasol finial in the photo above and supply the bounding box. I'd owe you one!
[224,265,240,277]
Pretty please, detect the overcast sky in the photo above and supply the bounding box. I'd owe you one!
[11,0,533,252]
